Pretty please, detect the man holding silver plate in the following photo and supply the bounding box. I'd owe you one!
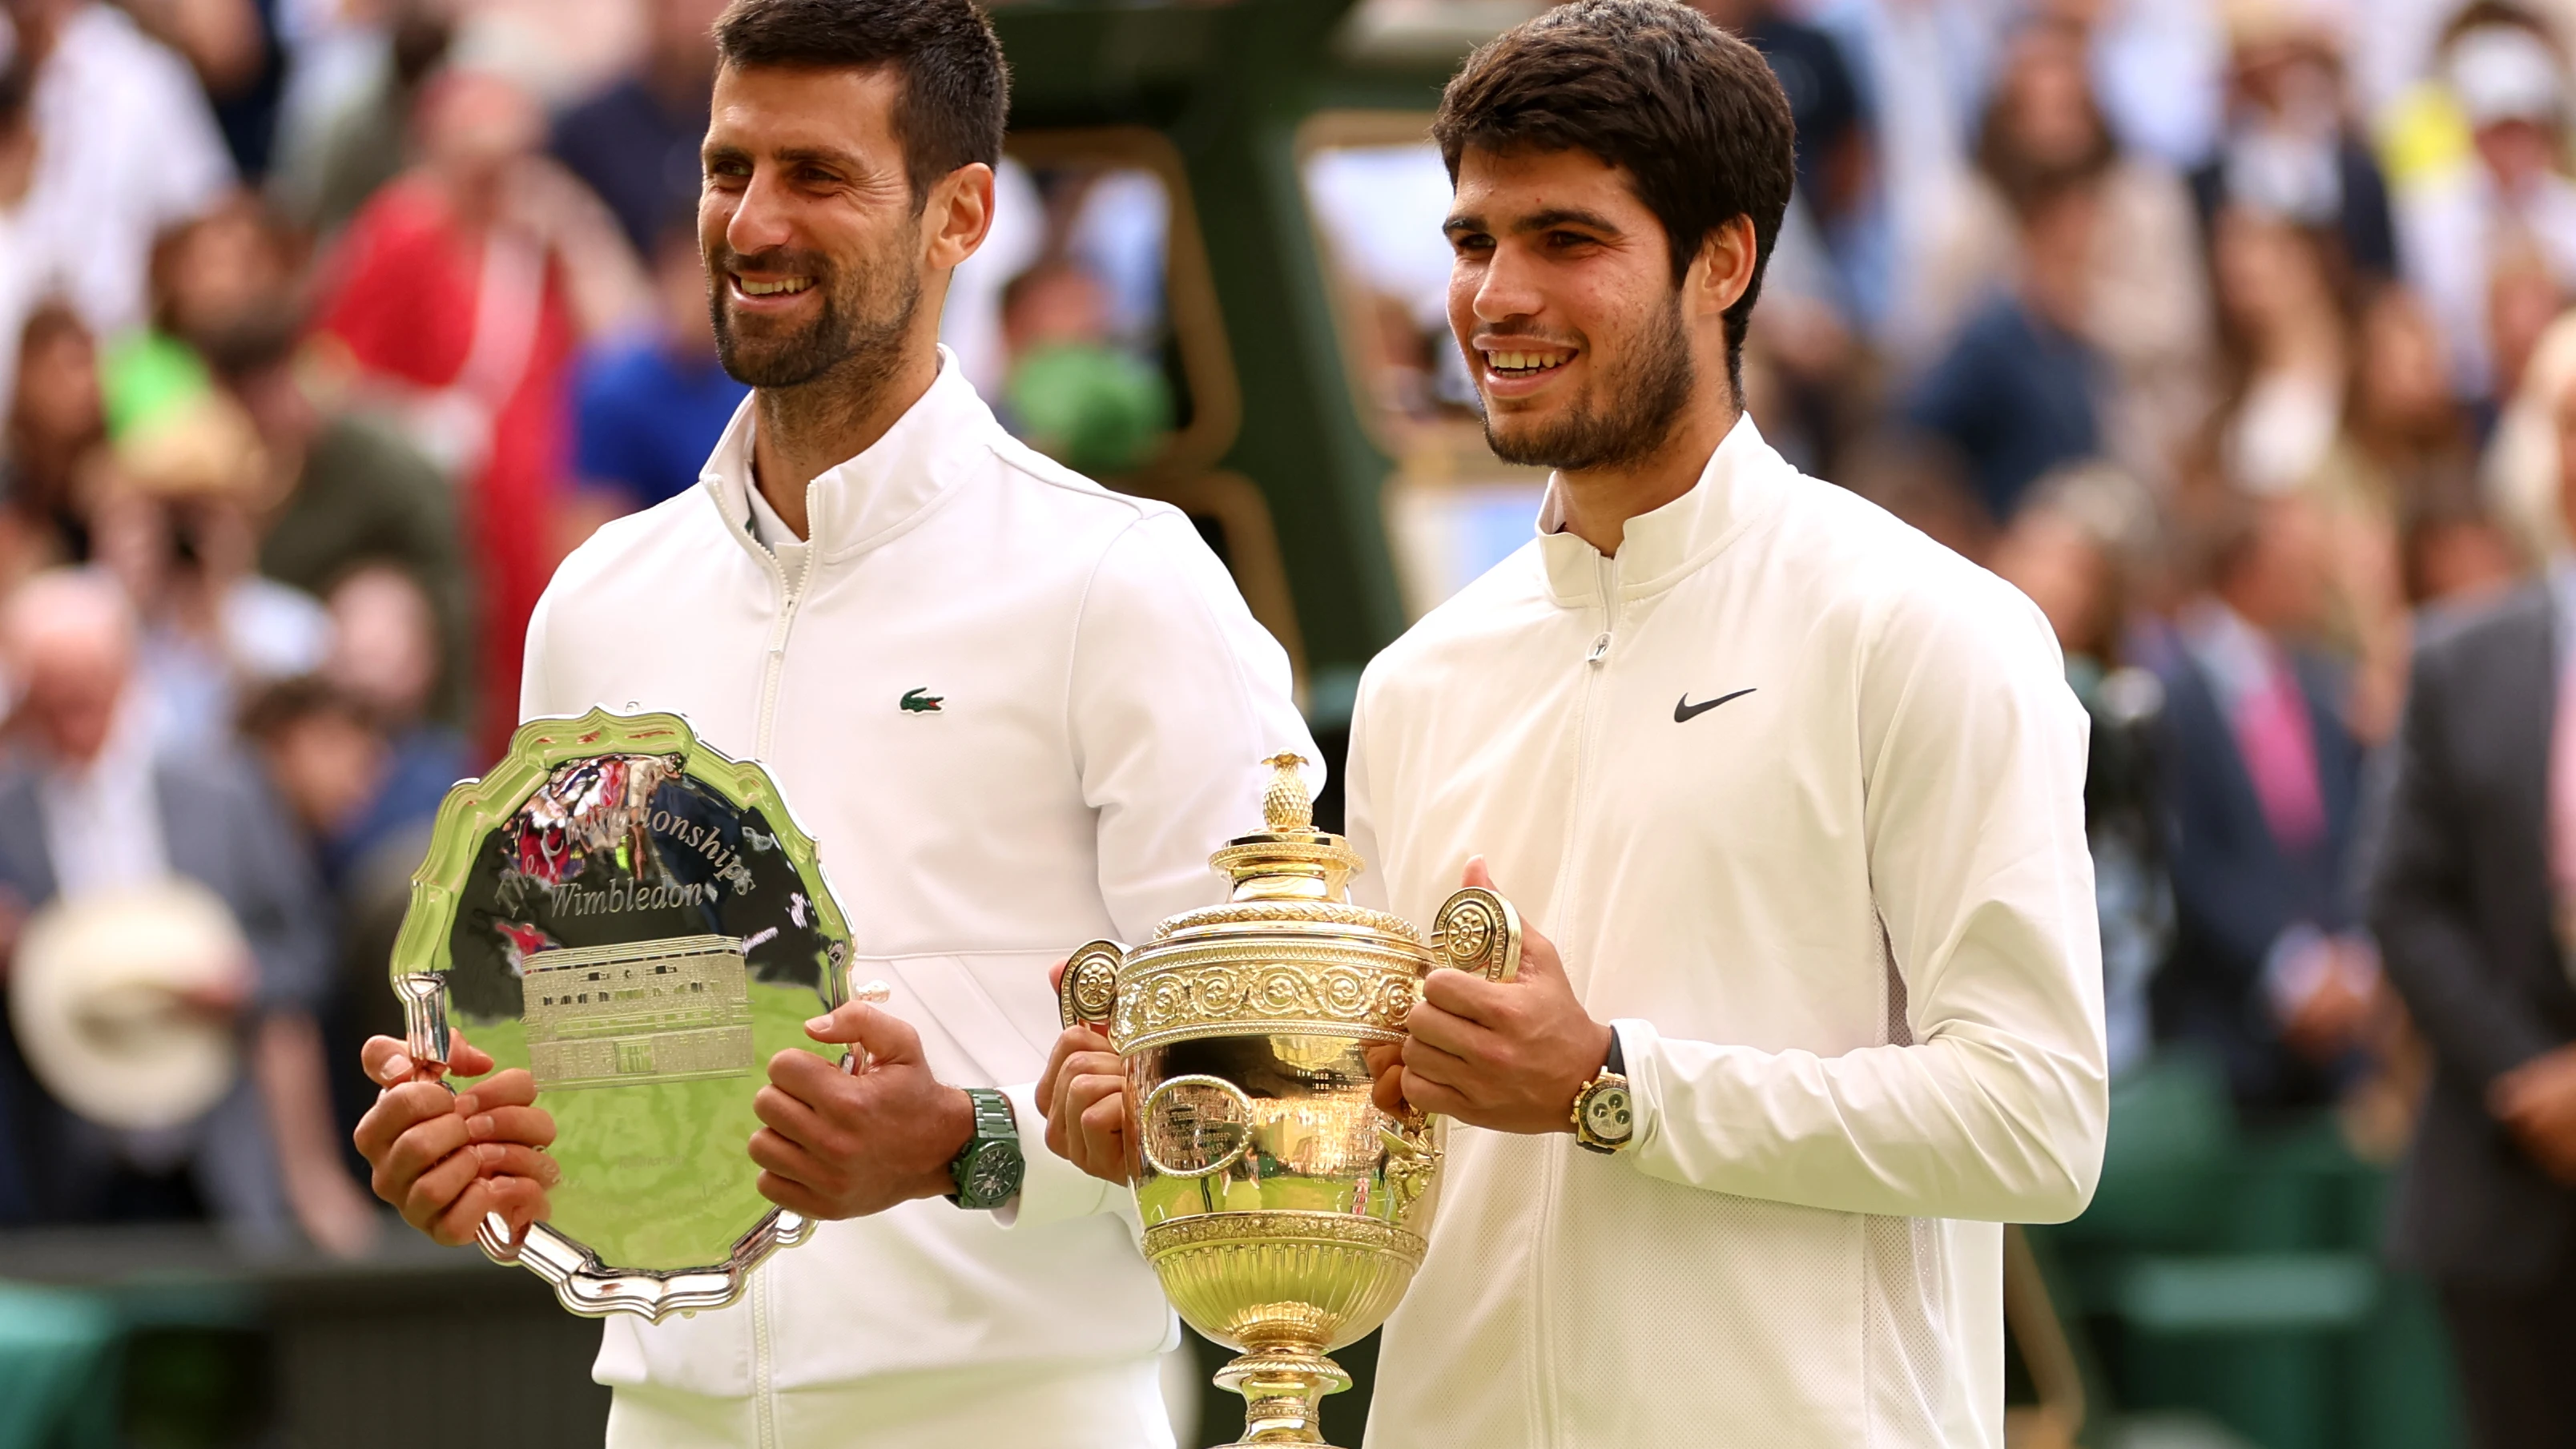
[350,1,1310,1445]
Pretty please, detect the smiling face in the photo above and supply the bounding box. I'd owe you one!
[1444,145,1714,473]
[700,63,931,392]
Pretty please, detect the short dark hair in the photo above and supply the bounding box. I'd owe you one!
[1431,0,1795,396]
[714,0,1008,202]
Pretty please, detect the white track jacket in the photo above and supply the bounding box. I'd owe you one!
[1348,417,2107,1448]
[519,352,1313,1447]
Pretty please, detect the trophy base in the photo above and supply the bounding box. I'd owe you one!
[1211,1346,1352,1447]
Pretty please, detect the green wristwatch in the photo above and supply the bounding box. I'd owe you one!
[947,1087,1024,1210]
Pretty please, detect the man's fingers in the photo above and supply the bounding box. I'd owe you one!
[377,1113,473,1194]
[755,1171,833,1219]
[1371,1064,1411,1116]
[1037,1028,1109,1111]
[454,1069,540,1116]
[803,1003,926,1068]
[354,1081,459,1162]
[470,1143,562,1186]
[1462,855,1495,891]
[748,1129,834,1193]
[402,1145,485,1234]
[462,1104,556,1149]
[752,1081,839,1153]
[1048,957,1069,992]
[1399,1067,1470,1117]
[1407,996,1502,1060]
[363,1031,494,1087]
[1401,1033,1478,1093]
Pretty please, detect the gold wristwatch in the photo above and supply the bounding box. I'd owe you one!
[1571,1028,1634,1154]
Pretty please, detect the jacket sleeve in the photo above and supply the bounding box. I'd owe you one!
[1009,507,1318,1230]
[2366,634,2562,1089]
[1622,578,2110,1224]
[226,759,337,1020]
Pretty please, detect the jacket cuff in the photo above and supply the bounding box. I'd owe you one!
[992,1078,1114,1230]
[1610,1018,1660,1164]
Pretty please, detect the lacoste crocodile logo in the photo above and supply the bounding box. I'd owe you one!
[900,688,944,714]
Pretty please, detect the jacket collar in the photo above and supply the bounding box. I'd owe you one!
[699,344,995,566]
[1535,411,1784,607]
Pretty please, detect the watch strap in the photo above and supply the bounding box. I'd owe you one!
[947,1086,1023,1210]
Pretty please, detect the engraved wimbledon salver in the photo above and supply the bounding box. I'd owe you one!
[389,709,856,1318]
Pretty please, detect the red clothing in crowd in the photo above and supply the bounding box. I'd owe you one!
[314,175,576,755]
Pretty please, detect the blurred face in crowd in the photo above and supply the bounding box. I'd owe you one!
[262,705,388,837]
[1444,145,1746,473]
[325,565,441,727]
[2210,207,2337,353]
[2353,288,2454,440]
[2219,495,2332,637]
[2475,116,2561,195]
[10,312,101,457]
[1991,507,2112,658]
[416,69,545,219]
[700,64,935,392]
[3,575,136,768]
[155,202,296,344]
[1991,26,2103,174]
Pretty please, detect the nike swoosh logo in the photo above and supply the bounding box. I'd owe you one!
[1674,688,1756,722]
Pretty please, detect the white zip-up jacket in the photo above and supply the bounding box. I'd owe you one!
[518,352,1314,1447]
[1347,418,2107,1448]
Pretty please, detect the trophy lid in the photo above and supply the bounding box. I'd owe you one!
[1211,754,1362,903]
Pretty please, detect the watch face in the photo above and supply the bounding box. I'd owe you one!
[964,1142,1024,1205]
[1581,1084,1633,1143]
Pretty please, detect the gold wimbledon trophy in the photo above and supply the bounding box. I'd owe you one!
[1058,755,1519,1448]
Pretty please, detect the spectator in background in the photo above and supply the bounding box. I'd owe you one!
[87,395,331,756]
[1990,461,2173,1079]
[1903,165,2103,523]
[5,0,236,341]
[1000,260,1172,478]
[2369,368,2576,1447]
[1910,14,2214,493]
[2154,493,2381,1114]
[2188,5,2399,281]
[1690,0,1870,248]
[570,207,747,523]
[1,302,103,567]
[0,569,370,1253]
[100,195,304,447]
[268,0,450,235]
[313,62,640,752]
[0,56,72,414]
[550,0,726,256]
[317,561,469,867]
[202,312,473,731]
[115,0,286,179]
[2401,468,2525,606]
[2400,5,2576,400]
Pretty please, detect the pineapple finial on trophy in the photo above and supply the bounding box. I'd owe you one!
[1260,753,1313,833]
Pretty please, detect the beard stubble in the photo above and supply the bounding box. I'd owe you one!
[1478,292,1697,473]
[709,227,922,396]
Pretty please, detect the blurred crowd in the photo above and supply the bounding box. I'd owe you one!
[0,0,1184,1256]
[1711,0,2576,1158]
[0,0,2568,1278]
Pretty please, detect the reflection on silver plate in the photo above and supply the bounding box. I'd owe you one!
[390,709,854,1319]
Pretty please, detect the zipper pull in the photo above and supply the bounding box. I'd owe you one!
[1586,632,1612,666]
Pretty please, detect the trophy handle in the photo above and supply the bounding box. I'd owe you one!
[392,973,452,1085]
[1058,939,1125,1031]
[1429,887,1521,981]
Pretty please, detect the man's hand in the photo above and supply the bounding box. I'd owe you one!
[2491,1044,2576,1187]
[750,1002,976,1219]
[1367,859,1612,1135]
[1038,960,1129,1184]
[353,1032,557,1247]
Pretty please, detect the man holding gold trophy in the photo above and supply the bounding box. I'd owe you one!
[350,1,1311,1445]
[1043,2,2111,1446]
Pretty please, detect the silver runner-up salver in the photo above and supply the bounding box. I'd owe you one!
[388,709,861,1318]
